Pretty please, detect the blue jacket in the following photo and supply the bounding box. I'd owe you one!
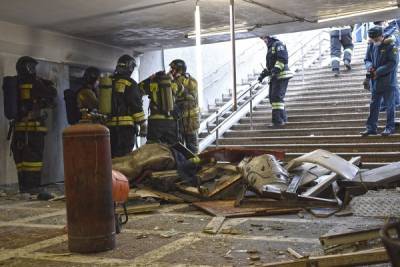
[365,40,399,93]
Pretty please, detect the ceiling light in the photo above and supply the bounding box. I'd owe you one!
[186,25,253,39]
[318,6,398,23]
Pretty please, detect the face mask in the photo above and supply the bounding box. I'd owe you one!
[374,41,382,46]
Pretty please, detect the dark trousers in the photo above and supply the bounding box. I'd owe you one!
[366,88,396,132]
[147,119,178,145]
[269,78,289,125]
[182,133,198,154]
[11,131,45,193]
[330,30,354,70]
[109,125,136,158]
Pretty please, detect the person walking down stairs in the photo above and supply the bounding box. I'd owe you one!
[258,35,293,128]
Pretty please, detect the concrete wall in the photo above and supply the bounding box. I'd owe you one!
[0,21,130,186]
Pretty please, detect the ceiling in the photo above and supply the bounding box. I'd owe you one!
[0,0,399,52]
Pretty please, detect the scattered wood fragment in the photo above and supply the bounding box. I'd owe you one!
[262,247,388,267]
[129,187,184,203]
[48,195,65,202]
[116,203,160,215]
[319,227,382,247]
[203,216,226,234]
[287,247,304,259]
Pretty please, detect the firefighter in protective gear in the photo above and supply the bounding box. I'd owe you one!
[76,66,100,119]
[139,71,179,145]
[107,55,145,158]
[258,36,293,127]
[7,56,57,193]
[330,26,354,76]
[361,26,398,137]
[169,59,200,153]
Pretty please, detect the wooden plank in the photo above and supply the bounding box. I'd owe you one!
[319,227,381,247]
[207,173,242,197]
[240,197,337,209]
[302,157,361,197]
[203,216,225,234]
[193,200,301,218]
[287,248,304,259]
[130,187,184,203]
[262,248,389,267]
[116,203,160,215]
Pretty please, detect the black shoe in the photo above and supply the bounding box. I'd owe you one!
[344,60,351,71]
[333,69,340,77]
[381,128,394,136]
[360,130,377,137]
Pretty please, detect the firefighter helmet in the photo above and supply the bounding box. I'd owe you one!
[83,66,101,85]
[169,59,187,74]
[16,56,38,76]
[115,54,136,75]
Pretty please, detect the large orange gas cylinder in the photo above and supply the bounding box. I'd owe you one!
[63,123,115,253]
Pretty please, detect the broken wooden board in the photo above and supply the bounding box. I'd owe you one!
[147,170,179,191]
[203,216,225,234]
[302,157,361,197]
[175,184,202,197]
[320,227,382,247]
[116,202,160,215]
[193,200,301,218]
[262,247,389,267]
[129,187,184,203]
[286,149,360,180]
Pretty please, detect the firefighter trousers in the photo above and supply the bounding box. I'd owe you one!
[269,78,289,125]
[109,125,136,158]
[11,131,45,193]
[330,30,354,70]
[147,119,178,145]
[182,132,198,154]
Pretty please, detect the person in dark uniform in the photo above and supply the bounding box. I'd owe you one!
[5,56,57,193]
[169,59,200,153]
[361,26,398,137]
[258,36,293,128]
[330,26,354,76]
[107,55,145,158]
[139,71,179,145]
[76,66,100,117]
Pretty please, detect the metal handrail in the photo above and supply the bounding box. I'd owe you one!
[199,29,330,151]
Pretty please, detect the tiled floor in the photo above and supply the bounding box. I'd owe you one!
[0,197,392,266]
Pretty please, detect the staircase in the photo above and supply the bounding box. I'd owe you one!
[210,41,400,168]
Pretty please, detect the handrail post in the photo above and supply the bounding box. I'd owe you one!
[318,32,322,66]
[301,42,305,87]
[230,0,238,111]
[250,85,253,130]
[215,113,219,148]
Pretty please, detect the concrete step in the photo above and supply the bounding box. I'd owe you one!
[255,99,369,110]
[274,92,370,103]
[230,119,389,130]
[287,82,368,91]
[286,87,367,97]
[211,143,400,153]
[221,126,369,138]
[218,134,400,145]
[251,106,372,116]
[241,112,400,123]
[290,77,365,86]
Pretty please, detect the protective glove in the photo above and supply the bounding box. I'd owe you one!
[139,122,147,137]
[258,69,270,83]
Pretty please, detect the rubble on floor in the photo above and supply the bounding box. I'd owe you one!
[34,144,400,266]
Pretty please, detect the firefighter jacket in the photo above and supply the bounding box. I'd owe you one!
[107,74,145,127]
[77,86,98,112]
[15,76,57,132]
[261,39,293,81]
[365,38,399,93]
[175,74,200,134]
[139,72,177,120]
